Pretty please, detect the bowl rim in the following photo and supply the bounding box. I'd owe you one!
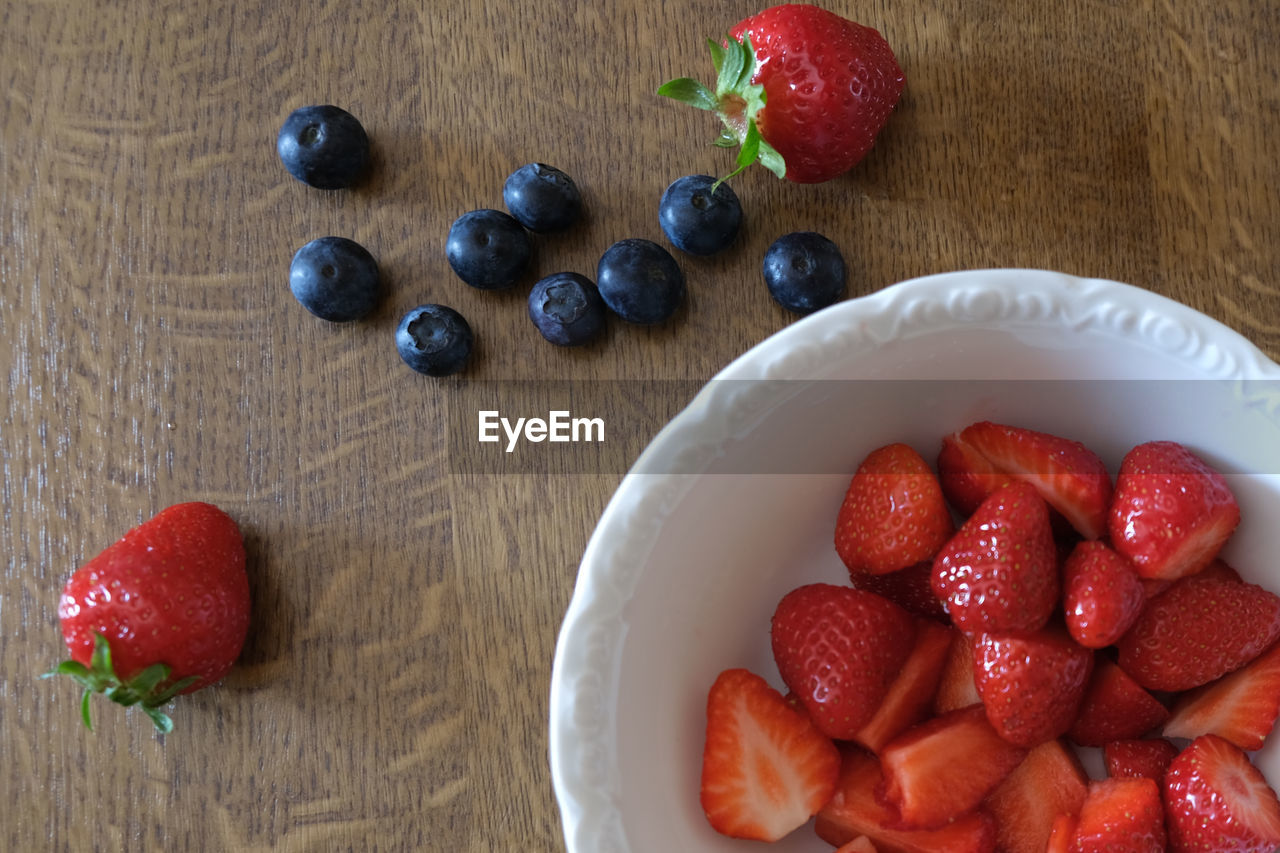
[548,268,1280,853]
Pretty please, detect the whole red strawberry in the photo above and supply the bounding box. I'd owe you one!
[931,480,1059,635]
[835,443,954,576]
[771,583,915,739]
[46,502,250,732]
[658,4,904,183]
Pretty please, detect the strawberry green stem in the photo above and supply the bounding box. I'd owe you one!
[41,633,198,734]
[657,33,787,184]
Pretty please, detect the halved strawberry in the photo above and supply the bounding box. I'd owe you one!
[878,705,1028,829]
[849,560,949,622]
[699,668,841,841]
[772,584,916,739]
[835,444,955,575]
[835,836,878,853]
[971,628,1094,747]
[1163,639,1280,750]
[982,739,1089,853]
[853,619,954,753]
[932,481,1059,635]
[1116,562,1280,691]
[1108,440,1240,580]
[937,421,1113,539]
[815,747,998,853]
[1045,814,1077,853]
[1071,777,1166,852]
[1164,734,1280,852]
[1062,540,1146,648]
[1068,659,1169,747]
[934,633,981,715]
[1103,738,1179,781]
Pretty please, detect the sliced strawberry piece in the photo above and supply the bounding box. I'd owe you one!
[699,668,841,841]
[935,631,981,714]
[1068,659,1169,747]
[815,747,998,853]
[1164,734,1280,853]
[971,627,1094,747]
[853,619,954,753]
[1071,777,1166,852]
[1103,738,1179,781]
[983,739,1089,853]
[932,481,1059,635]
[772,584,916,739]
[1062,540,1146,648]
[849,560,949,622]
[1045,814,1077,853]
[835,836,879,853]
[1164,639,1280,750]
[1116,562,1280,691]
[1108,440,1240,580]
[835,443,955,575]
[938,421,1113,539]
[879,705,1028,830]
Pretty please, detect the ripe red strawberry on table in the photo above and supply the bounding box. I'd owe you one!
[771,583,915,739]
[1108,440,1241,580]
[657,4,904,183]
[45,502,250,733]
[699,668,840,842]
[835,443,954,576]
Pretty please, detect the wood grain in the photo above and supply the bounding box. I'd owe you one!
[2,0,1278,850]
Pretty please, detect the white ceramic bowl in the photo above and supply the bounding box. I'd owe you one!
[549,269,1280,853]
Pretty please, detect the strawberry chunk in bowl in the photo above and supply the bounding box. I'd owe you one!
[549,269,1280,853]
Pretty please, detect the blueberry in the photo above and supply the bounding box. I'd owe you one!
[445,209,532,290]
[276,105,370,190]
[503,163,582,232]
[395,305,474,376]
[596,239,685,325]
[658,175,743,256]
[528,272,606,346]
[762,232,847,315]
[289,236,380,322]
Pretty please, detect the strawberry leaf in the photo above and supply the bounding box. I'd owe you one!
[716,35,748,98]
[706,38,725,77]
[655,78,717,112]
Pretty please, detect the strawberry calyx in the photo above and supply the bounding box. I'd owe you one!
[657,34,786,184]
[42,633,198,733]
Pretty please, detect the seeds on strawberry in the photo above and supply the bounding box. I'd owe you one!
[852,619,953,753]
[1163,639,1280,750]
[932,480,1059,635]
[1103,738,1179,781]
[48,502,250,733]
[699,668,840,842]
[658,5,904,183]
[1068,659,1170,747]
[971,628,1094,747]
[1164,734,1280,853]
[835,443,954,575]
[849,560,949,622]
[1108,440,1241,580]
[771,584,916,739]
[1115,562,1280,692]
[1072,777,1166,853]
[1062,540,1146,648]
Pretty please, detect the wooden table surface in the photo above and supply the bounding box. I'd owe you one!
[3,0,1278,850]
